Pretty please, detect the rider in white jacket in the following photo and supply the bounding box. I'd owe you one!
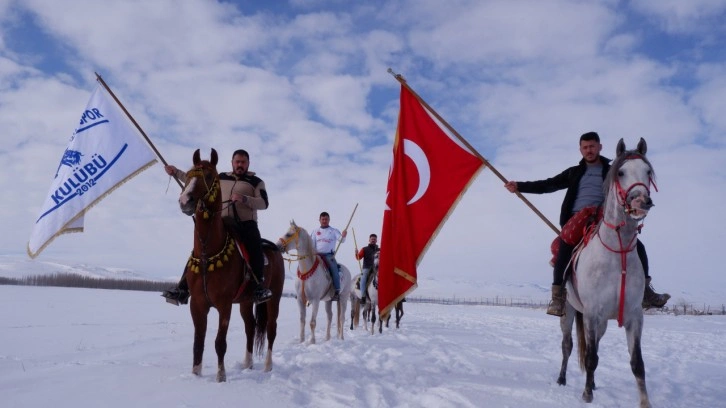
[310,211,346,300]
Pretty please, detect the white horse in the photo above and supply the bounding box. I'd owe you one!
[560,138,655,407]
[349,273,362,330]
[362,266,383,334]
[277,221,350,343]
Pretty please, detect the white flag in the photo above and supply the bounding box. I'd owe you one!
[27,84,157,258]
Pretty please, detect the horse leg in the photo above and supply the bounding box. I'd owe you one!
[371,309,376,335]
[625,316,651,408]
[298,298,307,343]
[240,304,255,369]
[557,304,575,386]
[310,300,321,344]
[214,304,233,382]
[263,302,279,372]
[349,298,356,330]
[323,301,333,341]
[190,301,209,376]
[395,302,404,328]
[581,317,605,403]
[338,298,346,340]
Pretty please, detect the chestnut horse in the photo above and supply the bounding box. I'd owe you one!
[178,149,284,381]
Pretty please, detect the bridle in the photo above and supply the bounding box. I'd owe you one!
[277,225,320,280]
[185,165,220,220]
[597,154,657,326]
[612,154,658,217]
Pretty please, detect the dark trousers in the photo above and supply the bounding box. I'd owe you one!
[225,218,264,284]
[552,238,650,285]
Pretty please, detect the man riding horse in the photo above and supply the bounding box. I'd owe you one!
[504,131,670,316]
[355,233,379,305]
[162,149,272,305]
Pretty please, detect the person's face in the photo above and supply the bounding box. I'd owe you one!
[369,236,377,245]
[231,154,249,176]
[319,215,330,227]
[579,140,602,164]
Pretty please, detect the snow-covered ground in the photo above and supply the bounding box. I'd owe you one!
[1,285,724,408]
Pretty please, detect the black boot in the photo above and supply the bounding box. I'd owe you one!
[162,272,189,306]
[331,290,340,301]
[254,283,272,304]
[642,277,670,309]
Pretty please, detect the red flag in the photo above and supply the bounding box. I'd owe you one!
[378,85,485,317]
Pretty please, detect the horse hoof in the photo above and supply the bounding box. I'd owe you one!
[557,377,566,386]
[582,391,593,403]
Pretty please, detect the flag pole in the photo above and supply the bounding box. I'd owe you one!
[352,227,363,274]
[334,203,358,255]
[94,72,184,190]
[386,68,560,236]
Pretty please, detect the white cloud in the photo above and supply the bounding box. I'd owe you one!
[0,0,724,305]
[632,0,726,34]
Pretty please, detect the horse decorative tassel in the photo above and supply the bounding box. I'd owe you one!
[177,148,285,380]
[186,234,235,273]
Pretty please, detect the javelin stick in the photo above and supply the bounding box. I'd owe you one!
[95,72,184,190]
[334,203,358,255]
[352,227,363,273]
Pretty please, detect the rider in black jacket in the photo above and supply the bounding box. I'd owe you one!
[505,132,670,316]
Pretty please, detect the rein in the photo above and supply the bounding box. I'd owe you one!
[185,164,225,308]
[278,225,321,280]
[601,155,652,327]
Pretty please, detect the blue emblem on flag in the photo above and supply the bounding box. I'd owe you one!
[55,148,84,178]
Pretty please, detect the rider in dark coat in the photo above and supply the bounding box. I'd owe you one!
[505,131,670,316]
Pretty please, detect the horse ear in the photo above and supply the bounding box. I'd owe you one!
[616,138,625,156]
[291,219,296,227]
[193,149,201,165]
[210,148,218,166]
[636,138,647,156]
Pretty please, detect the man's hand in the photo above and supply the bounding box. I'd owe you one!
[164,165,177,176]
[342,230,347,238]
[504,181,519,193]
[230,194,248,204]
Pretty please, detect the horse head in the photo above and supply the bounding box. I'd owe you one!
[277,220,303,253]
[609,138,656,221]
[179,148,220,217]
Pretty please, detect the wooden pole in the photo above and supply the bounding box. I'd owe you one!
[352,227,363,273]
[95,72,184,190]
[387,68,560,236]
[334,203,358,255]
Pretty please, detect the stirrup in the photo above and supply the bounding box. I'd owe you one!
[254,287,272,304]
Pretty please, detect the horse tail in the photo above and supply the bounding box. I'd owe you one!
[576,311,586,371]
[254,302,268,357]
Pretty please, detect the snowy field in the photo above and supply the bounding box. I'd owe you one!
[1,285,724,408]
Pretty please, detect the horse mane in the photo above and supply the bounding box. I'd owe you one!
[295,225,317,257]
[602,149,656,201]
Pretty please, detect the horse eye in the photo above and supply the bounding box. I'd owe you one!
[618,170,624,177]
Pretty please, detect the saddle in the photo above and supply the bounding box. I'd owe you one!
[549,206,603,266]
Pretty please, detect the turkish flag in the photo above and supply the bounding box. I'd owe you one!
[378,85,485,317]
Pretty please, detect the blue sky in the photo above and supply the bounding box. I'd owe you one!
[1,0,725,303]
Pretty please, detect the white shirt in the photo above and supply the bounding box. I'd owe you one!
[310,226,345,254]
